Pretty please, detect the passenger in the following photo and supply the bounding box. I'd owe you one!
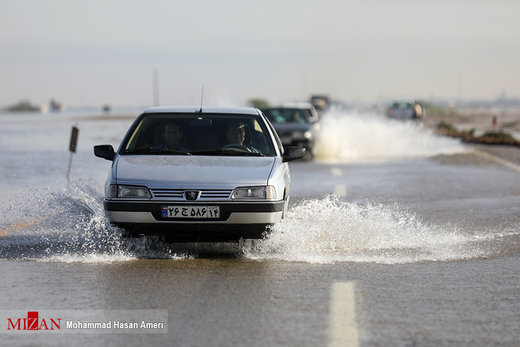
[224,121,260,153]
[159,122,188,152]
[291,111,301,123]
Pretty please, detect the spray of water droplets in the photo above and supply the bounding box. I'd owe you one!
[314,109,466,163]
[0,180,190,262]
[241,196,490,264]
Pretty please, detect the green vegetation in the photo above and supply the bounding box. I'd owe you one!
[6,100,40,112]
[422,102,458,118]
[480,130,518,143]
[502,121,519,129]
[436,121,458,132]
[435,122,520,147]
[436,121,474,137]
[247,98,270,109]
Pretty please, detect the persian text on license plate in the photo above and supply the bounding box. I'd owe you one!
[162,206,220,218]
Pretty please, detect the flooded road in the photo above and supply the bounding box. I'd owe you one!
[1,110,519,346]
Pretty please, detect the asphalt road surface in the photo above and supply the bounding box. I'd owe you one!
[0,112,519,346]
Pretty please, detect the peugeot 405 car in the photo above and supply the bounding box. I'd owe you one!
[94,106,305,241]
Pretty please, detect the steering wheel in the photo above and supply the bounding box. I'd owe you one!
[220,144,252,153]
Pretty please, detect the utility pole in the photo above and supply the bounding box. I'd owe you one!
[457,71,463,106]
[153,68,160,106]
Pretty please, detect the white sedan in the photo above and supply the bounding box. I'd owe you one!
[94,106,304,241]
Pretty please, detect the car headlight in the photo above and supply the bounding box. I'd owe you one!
[294,131,313,140]
[108,184,151,199]
[232,186,276,200]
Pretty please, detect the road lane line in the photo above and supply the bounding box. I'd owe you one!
[331,167,347,197]
[328,282,359,347]
[331,168,343,177]
[473,150,520,173]
[334,185,347,197]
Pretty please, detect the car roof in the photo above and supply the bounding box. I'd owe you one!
[391,99,416,104]
[142,106,261,115]
[269,102,315,110]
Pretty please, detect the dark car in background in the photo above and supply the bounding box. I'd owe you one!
[261,103,320,159]
[387,100,425,121]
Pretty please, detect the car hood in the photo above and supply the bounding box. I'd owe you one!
[115,155,275,189]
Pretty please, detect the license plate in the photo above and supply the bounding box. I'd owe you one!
[162,206,220,219]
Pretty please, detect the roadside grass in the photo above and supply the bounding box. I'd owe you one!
[502,121,519,129]
[435,121,520,147]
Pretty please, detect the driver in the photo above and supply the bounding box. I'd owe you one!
[224,121,260,153]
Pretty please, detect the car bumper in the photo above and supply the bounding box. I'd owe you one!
[283,138,313,149]
[104,200,284,238]
[104,200,284,241]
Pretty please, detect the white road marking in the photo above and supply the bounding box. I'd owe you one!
[331,167,347,197]
[328,282,359,347]
[331,168,343,176]
[472,150,520,173]
[334,185,348,197]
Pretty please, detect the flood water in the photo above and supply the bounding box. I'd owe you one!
[1,109,519,346]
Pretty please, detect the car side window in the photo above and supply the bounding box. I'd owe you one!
[249,120,267,152]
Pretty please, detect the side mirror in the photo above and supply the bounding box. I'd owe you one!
[94,145,115,161]
[283,146,306,162]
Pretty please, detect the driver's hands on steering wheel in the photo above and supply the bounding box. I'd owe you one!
[221,144,252,153]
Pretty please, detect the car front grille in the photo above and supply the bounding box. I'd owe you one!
[150,189,232,201]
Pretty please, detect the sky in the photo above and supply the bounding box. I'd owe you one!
[0,0,519,108]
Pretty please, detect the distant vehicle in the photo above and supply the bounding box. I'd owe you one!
[49,98,63,113]
[309,95,330,115]
[261,103,320,159]
[93,106,305,242]
[387,100,424,121]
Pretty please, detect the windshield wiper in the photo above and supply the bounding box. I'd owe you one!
[123,147,190,155]
[190,149,264,157]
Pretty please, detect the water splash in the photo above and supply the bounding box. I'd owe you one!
[1,183,511,264]
[314,109,466,163]
[0,180,189,262]
[242,196,488,264]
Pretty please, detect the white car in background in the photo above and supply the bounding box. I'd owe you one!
[94,106,305,242]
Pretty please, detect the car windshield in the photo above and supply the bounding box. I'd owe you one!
[120,113,276,156]
[393,102,413,109]
[262,108,310,124]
